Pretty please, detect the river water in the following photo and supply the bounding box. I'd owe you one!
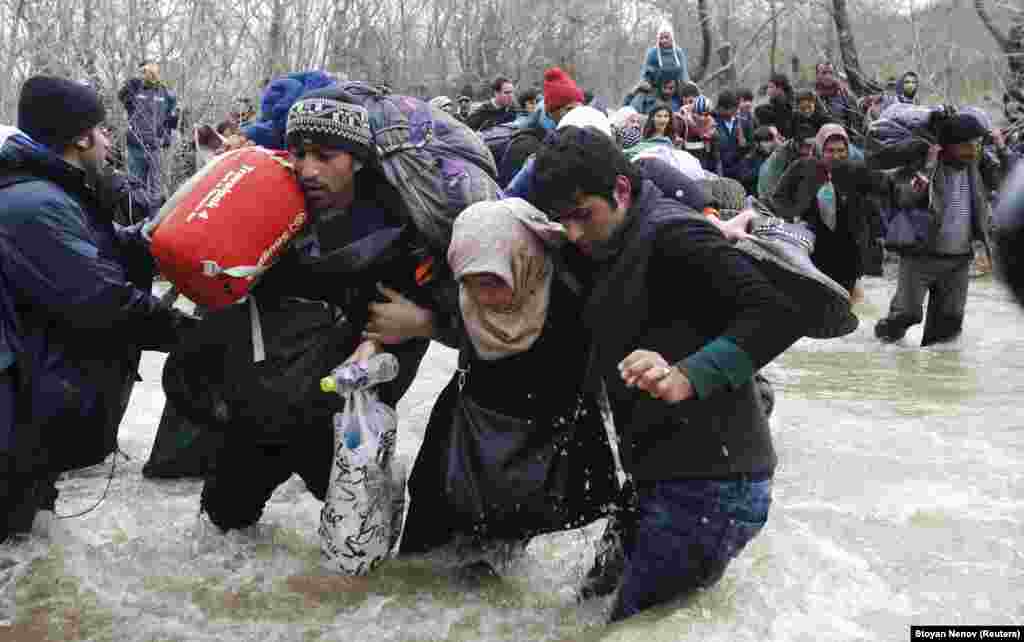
[2,271,1022,641]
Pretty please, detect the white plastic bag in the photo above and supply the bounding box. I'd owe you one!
[318,360,406,575]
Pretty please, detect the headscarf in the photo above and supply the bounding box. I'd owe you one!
[656,22,682,70]
[555,105,613,139]
[815,123,849,157]
[447,199,565,360]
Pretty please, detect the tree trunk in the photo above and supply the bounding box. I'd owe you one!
[82,0,101,86]
[265,0,285,83]
[831,0,881,96]
[692,0,714,83]
[770,0,778,75]
[0,0,28,116]
[974,0,1024,90]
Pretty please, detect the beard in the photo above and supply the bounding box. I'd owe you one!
[82,154,107,189]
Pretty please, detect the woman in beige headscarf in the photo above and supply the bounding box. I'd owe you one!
[400,198,618,578]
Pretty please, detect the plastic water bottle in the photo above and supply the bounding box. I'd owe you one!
[321,353,400,396]
[322,353,400,450]
[334,412,363,450]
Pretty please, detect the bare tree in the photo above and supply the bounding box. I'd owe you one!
[831,0,882,96]
[975,0,1024,90]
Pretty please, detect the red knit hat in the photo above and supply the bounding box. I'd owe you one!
[543,67,584,112]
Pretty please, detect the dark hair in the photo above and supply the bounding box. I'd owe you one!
[517,88,538,108]
[768,73,792,98]
[716,90,739,112]
[737,88,755,102]
[680,81,701,98]
[532,125,642,215]
[492,76,512,93]
[753,125,776,143]
[642,104,677,139]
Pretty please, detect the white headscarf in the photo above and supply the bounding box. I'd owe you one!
[556,105,614,140]
[656,22,681,69]
[447,199,566,360]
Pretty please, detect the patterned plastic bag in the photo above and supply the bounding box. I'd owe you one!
[318,356,405,575]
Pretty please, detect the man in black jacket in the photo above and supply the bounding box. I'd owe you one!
[194,86,453,533]
[465,76,518,131]
[530,126,802,622]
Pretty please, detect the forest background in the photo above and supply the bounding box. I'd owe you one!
[1,0,1020,150]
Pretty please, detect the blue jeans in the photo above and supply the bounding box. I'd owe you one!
[610,475,772,622]
[125,143,162,203]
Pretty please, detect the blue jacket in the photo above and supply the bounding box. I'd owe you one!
[641,46,690,86]
[0,135,186,473]
[118,78,178,149]
[713,115,753,181]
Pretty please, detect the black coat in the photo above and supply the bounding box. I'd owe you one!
[769,159,890,291]
[401,275,618,551]
[583,182,801,482]
[169,172,441,441]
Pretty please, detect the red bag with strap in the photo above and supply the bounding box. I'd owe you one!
[147,147,307,310]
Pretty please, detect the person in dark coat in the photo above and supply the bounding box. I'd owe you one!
[874,114,995,346]
[399,199,618,576]
[895,71,920,105]
[712,90,754,183]
[529,126,802,622]
[465,76,518,131]
[0,77,195,541]
[814,62,857,134]
[754,73,794,139]
[737,125,782,195]
[994,163,1024,307]
[769,124,889,293]
[118,61,178,203]
[190,86,458,534]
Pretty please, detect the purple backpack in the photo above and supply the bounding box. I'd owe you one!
[335,82,501,254]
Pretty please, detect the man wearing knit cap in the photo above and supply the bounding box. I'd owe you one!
[0,76,196,540]
[196,85,450,534]
[543,67,584,125]
[875,112,995,346]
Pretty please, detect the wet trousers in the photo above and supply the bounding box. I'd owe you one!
[199,424,333,532]
[0,371,59,541]
[610,475,772,622]
[875,254,971,347]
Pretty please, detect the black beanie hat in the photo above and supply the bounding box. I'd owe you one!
[17,76,106,150]
[937,113,988,146]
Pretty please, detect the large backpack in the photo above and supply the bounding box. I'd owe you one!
[866,103,944,170]
[333,82,501,257]
[479,123,520,170]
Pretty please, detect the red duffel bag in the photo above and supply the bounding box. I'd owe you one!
[146,147,307,310]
